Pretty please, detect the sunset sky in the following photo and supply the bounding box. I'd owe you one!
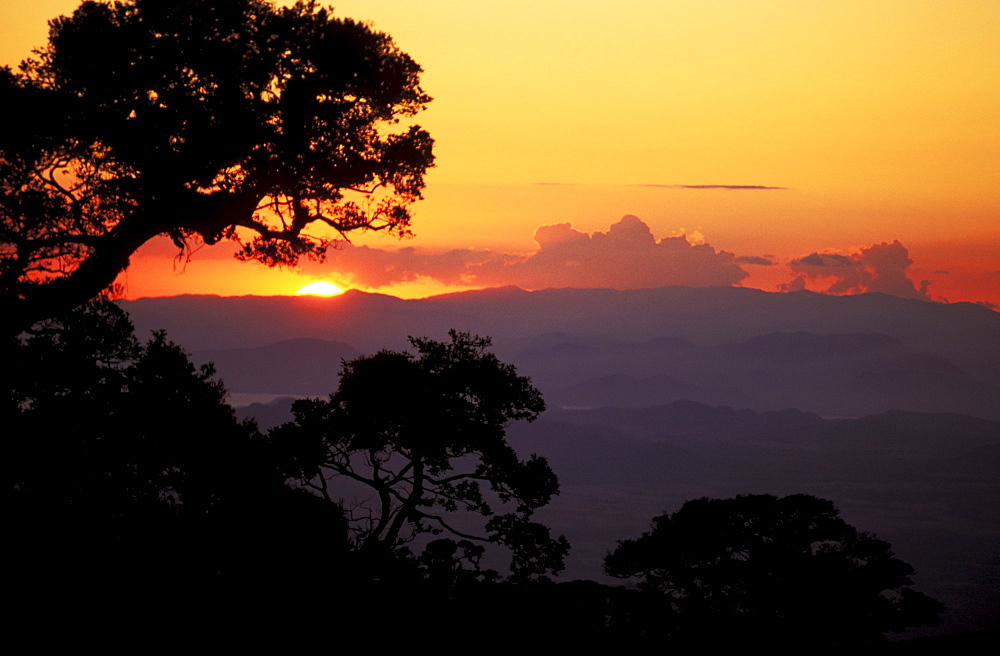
[4,1,998,306]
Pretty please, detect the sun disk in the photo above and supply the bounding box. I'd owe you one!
[296,281,344,296]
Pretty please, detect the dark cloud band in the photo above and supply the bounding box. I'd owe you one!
[640,184,787,190]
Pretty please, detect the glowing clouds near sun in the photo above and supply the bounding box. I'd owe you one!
[301,215,748,291]
[284,217,939,303]
[123,215,945,303]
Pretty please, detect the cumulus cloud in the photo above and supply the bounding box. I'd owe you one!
[782,241,931,300]
[470,215,747,289]
[305,215,749,291]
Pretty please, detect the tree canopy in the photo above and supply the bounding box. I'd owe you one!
[605,494,943,649]
[1,0,433,334]
[5,298,350,600]
[270,330,570,580]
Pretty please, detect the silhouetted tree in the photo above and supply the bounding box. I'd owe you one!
[418,538,500,586]
[270,330,570,580]
[1,0,433,335]
[6,298,349,602]
[605,494,943,650]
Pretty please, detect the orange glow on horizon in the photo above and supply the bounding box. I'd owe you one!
[296,281,345,296]
[8,2,998,309]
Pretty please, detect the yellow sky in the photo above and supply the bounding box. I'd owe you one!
[3,1,999,304]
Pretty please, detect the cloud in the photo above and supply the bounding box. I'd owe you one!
[529,183,786,190]
[470,215,748,289]
[783,241,931,300]
[299,244,499,288]
[792,252,855,268]
[305,215,749,291]
[639,184,787,190]
[736,255,775,266]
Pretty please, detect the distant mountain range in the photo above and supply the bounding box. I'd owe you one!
[122,286,1000,419]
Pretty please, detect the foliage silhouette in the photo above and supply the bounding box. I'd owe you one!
[418,538,500,586]
[605,494,944,649]
[1,0,433,335]
[6,298,349,601]
[270,330,570,580]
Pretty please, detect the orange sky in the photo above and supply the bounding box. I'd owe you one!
[4,1,999,306]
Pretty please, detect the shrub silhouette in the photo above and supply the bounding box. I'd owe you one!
[605,494,943,649]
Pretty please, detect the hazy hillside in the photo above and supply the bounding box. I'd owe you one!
[123,285,1000,381]
[124,287,1000,419]
[518,331,1000,419]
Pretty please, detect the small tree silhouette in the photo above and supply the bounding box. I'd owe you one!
[605,494,943,649]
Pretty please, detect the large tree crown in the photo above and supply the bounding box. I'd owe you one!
[2,0,433,333]
[271,330,567,579]
[32,0,431,193]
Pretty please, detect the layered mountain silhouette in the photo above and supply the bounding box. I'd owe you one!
[522,331,998,419]
[123,287,1000,419]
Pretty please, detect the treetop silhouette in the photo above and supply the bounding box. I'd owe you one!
[605,493,943,649]
[7,297,351,596]
[1,0,433,334]
[270,330,570,580]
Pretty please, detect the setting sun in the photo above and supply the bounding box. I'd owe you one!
[296,281,345,296]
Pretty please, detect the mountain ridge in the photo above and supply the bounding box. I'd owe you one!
[122,286,1000,419]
